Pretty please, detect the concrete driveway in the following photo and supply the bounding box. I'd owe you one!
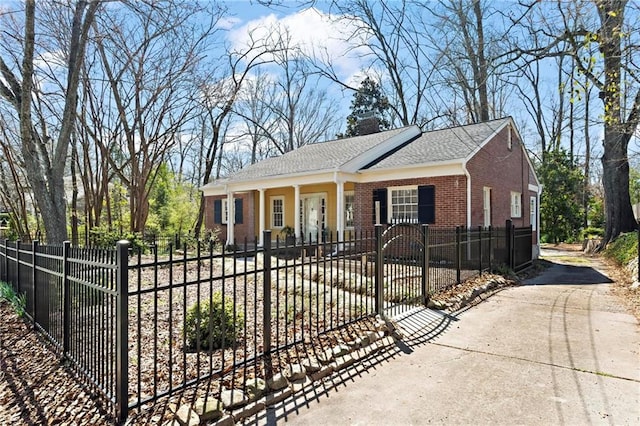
[262,248,640,425]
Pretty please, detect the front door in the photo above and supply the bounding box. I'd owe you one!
[300,195,325,242]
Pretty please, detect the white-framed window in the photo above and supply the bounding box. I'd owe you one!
[271,196,284,228]
[220,199,229,224]
[344,191,355,228]
[530,196,537,231]
[483,187,491,227]
[389,186,418,223]
[511,191,522,218]
[507,125,513,150]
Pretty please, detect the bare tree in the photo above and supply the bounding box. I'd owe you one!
[92,1,221,233]
[233,24,340,155]
[509,0,639,244]
[322,0,442,127]
[191,31,280,235]
[420,0,493,123]
[233,72,280,164]
[0,0,100,243]
[0,123,35,239]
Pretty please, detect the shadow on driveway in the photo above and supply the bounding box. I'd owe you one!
[525,263,613,286]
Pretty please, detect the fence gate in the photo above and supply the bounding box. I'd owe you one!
[376,223,427,318]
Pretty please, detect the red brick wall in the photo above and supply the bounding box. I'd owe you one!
[352,124,539,243]
[203,192,255,243]
[466,125,538,238]
[354,176,468,233]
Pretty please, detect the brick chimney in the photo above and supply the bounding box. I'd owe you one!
[356,111,380,136]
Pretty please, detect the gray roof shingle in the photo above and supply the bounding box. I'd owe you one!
[208,118,512,188]
[224,126,411,182]
[367,118,510,170]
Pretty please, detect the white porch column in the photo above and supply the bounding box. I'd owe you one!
[258,188,265,247]
[226,192,234,246]
[336,180,344,240]
[294,184,301,240]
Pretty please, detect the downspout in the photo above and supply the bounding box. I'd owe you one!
[463,164,472,228]
[537,184,543,258]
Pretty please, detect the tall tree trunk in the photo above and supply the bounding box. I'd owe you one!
[583,75,591,229]
[597,0,636,244]
[473,0,489,122]
[9,0,99,244]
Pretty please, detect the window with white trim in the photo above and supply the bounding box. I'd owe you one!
[271,196,284,228]
[511,191,522,218]
[530,196,537,231]
[344,191,355,228]
[221,199,229,224]
[389,186,418,223]
[483,187,491,227]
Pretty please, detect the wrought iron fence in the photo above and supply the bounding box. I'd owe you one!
[0,240,127,419]
[0,222,532,422]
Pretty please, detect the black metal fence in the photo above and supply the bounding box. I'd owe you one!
[0,240,127,419]
[0,222,532,422]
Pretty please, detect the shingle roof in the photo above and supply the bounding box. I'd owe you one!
[223,126,412,182]
[367,118,510,170]
[204,118,513,192]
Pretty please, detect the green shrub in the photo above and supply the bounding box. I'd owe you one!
[184,291,243,350]
[0,281,26,316]
[604,232,638,266]
[582,227,604,239]
[88,226,147,252]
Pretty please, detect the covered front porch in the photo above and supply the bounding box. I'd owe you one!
[213,173,356,247]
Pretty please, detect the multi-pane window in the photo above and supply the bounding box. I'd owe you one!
[344,191,355,228]
[271,197,284,228]
[483,187,491,227]
[530,196,537,230]
[511,191,522,218]
[390,187,418,223]
[220,199,229,224]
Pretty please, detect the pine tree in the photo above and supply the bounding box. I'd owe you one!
[343,77,391,137]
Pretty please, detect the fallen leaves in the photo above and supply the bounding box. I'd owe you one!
[0,301,115,425]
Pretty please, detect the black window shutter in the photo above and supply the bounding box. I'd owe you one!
[372,188,388,225]
[234,198,243,224]
[213,199,222,224]
[418,185,435,224]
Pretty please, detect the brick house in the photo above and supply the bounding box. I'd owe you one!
[201,117,541,256]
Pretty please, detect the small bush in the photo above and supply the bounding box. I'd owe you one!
[184,291,243,350]
[0,281,26,316]
[582,227,604,239]
[604,232,638,266]
[88,226,147,252]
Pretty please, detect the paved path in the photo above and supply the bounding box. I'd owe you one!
[261,248,640,425]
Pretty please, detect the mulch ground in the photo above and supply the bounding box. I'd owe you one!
[2,247,639,425]
[0,301,116,425]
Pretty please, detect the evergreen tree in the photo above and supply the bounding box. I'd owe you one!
[343,77,391,137]
[538,149,585,243]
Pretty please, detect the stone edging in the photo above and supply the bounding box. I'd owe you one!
[165,319,395,426]
[165,276,516,425]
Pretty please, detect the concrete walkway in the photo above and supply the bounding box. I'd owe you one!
[261,248,640,425]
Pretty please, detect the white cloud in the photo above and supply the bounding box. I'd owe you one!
[34,50,66,70]
[228,7,371,81]
[218,16,241,30]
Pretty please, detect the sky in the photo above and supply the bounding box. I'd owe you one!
[216,0,373,143]
[222,1,369,86]
[214,0,637,166]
